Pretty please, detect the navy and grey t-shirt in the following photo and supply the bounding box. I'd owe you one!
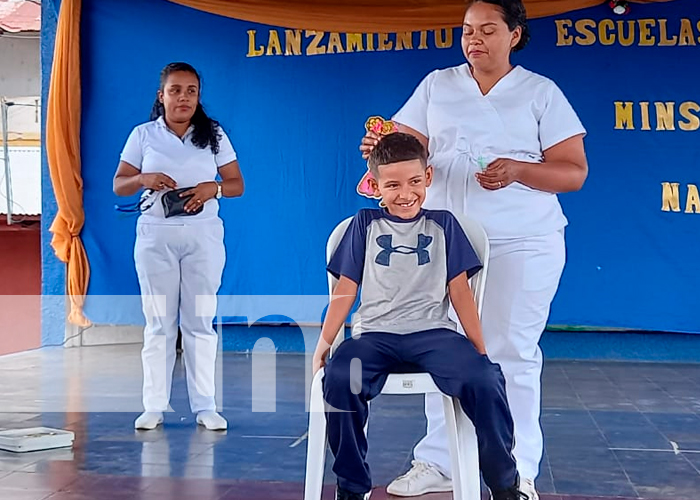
[327,208,482,336]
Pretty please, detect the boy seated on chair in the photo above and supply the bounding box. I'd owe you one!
[312,132,527,500]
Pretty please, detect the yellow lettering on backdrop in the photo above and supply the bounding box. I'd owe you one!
[435,29,453,48]
[658,19,678,46]
[638,19,656,46]
[285,30,302,55]
[306,30,326,55]
[640,102,652,131]
[555,20,574,46]
[247,30,264,57]
[575,19,596,45]
[266,30,283,56]
[617,20,635,46]
[377,33,393,51]
[419,30,429,50]
[679,19,696,45]
[679,102,700,131]
[365,33,376,52]
[614,102,634,130]
[396,32,413,50]
[346,33,364,53]
[686,185,700,214]
[247,20,700,56]
[598,19,615,45]
[655,102,675,131]
[661,183,681,212]
[327,32,344,54]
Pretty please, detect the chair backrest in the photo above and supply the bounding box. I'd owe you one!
[452,212,490,318]
[325,212,490,353]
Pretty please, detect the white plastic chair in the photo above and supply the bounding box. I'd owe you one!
[304,212,490,500]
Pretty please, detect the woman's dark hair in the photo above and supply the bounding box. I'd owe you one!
[465,0,531,51]
[149,62,221,154]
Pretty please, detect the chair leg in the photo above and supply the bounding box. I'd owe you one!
[304,369,328,500]
[455,405,481,500]
[442,395,465,500]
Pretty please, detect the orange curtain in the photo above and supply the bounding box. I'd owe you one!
[46,0,90,327]
[167,0,674,32]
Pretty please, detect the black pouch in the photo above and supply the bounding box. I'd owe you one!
[161,187,203,218]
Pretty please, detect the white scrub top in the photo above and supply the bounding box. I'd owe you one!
[393,64,586,240]
[120,116,237,224]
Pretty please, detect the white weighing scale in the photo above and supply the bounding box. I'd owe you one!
[0,427,75,453]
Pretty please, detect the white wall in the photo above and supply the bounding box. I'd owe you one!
[0,35,40,97]
[0,35,41,217]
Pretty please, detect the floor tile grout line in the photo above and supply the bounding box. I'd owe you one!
[609,447,700,453]
[545,365,572,492]
[664,366,700,392]
[605,369,700,481]
[641,373,700,414]
[577,366,642,499]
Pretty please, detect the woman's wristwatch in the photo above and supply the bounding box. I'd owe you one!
[215,182,223,199]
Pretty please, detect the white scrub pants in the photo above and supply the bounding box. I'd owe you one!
[134,219,225,414]
[413,230,566,480]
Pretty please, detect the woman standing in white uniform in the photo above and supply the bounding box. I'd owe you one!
[361,1,588,498]
[114,62,244,431]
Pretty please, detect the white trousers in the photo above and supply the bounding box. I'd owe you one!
[414,230,566,480]
[134,220,225,414]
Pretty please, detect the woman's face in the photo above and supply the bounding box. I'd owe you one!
[461,2,521,72]
[158,70,199,123]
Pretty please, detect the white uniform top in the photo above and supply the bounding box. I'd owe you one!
[393,64,586,240]
[120,116,237,225]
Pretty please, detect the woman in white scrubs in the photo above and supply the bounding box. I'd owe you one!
[114,62,244,431]
[360,1,588,498]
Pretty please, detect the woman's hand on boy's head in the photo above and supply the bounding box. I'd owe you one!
[360,131,381,159]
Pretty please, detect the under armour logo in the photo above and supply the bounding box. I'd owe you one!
[375,234,433,266]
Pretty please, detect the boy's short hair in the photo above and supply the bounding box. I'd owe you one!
[367,132,427,177]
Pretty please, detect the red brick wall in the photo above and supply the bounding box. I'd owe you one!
[0,220,41,356]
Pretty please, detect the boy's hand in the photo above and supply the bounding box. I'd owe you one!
[474,343,487,356]
[313,348,329,376]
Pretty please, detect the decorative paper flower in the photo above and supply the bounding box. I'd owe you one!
[356,170,377,198]
[356,115,398,204]
[365,116,398,136]
[608,0,630,15]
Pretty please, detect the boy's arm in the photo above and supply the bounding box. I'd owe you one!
[313,276,359,374]
[448,272,487,355]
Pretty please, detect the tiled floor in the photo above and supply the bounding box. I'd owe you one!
[0,345,699,499]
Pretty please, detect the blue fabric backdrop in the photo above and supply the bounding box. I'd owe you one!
[77,0,700,333]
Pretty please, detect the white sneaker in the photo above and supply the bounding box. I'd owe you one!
[520,478,539,500]
[134,411,163,430]
[386,460,452,497]
[196,410,228,430]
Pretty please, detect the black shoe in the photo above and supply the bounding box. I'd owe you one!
[492,485,529,500]
[336,486,369,500]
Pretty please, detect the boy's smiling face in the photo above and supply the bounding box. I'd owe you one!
[370,159,433,219]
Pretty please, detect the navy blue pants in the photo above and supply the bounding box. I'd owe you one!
[323,328,517,494]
